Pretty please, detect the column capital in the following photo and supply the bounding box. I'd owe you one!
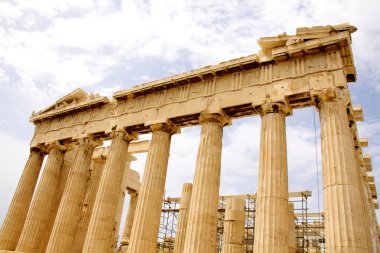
[311,87,351,109]
[76,136,103,149]
[253,100,292,116]
[199,112,230,126]
[46,141,67,153]
[311,88,337,108]
[30,146,48,155]
[109,130,137,142]
[148,120,180,135]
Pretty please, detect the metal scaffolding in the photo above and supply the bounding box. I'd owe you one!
[156,191,324,253]
[293,192,325,253]
[245,195,256,253]
[157,197,179,253]
[216,197,226,253]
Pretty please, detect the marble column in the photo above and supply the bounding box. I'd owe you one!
[317,91,369,252]
[71,155,106,253]
[0,148,45,250]
[354,157,376,253]
[253,101,291,253]
[112,155,137,251]
[361,172,380,253]
[82,131,134,253]
[359,157,380,252]
[221,197,245,253]
[288,203,296,253]
[46,137,102,253]
[38,148,72,253]
[173,183,193,253]
[183,113,229,253]
[119,191,138,253]
[128,122,179,253]
[16,143,66,253]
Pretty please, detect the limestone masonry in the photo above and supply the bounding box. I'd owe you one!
[0,23,379,253]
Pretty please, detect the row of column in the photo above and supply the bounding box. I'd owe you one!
[0,132,132,253]
[0,88,378,253]
[117,92,378,252]
[0,137,106,253]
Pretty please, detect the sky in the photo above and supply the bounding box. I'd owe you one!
[1,0,380,236]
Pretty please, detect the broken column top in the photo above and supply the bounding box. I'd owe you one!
[257,23,357,50]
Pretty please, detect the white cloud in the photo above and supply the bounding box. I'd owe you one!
[0,2,22,22]
[2,0,379,101]
[0,68,9,83]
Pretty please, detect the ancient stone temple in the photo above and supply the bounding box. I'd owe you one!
[0,23,379,253]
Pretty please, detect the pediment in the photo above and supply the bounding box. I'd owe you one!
[30,88,109,122]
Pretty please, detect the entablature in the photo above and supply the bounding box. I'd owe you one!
[29,24,360,148]
[114,24,356,101]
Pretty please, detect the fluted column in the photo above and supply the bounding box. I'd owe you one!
[71,155,106,253]
[361,171,380,253]
[354,148,380,252]
[354,159,376,253]
[221,197,245,253]
[288,203,296,253]
[82,131,134,253]
[128,122,179,253]
[39,148,72,253]
[317,90,369,252]
[173,183,193,253]
[112,155,137,251]
[119,191,138,253]
[36,148,73,252]
[46,137,102,253]
[253,101,291,253]
[0,148,45,250]
[183,113,229,253]
[16,142,66,252]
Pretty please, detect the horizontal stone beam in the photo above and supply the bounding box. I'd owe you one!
[166,190,312,202]
[92,140,149,160]
[29,27,357,147]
